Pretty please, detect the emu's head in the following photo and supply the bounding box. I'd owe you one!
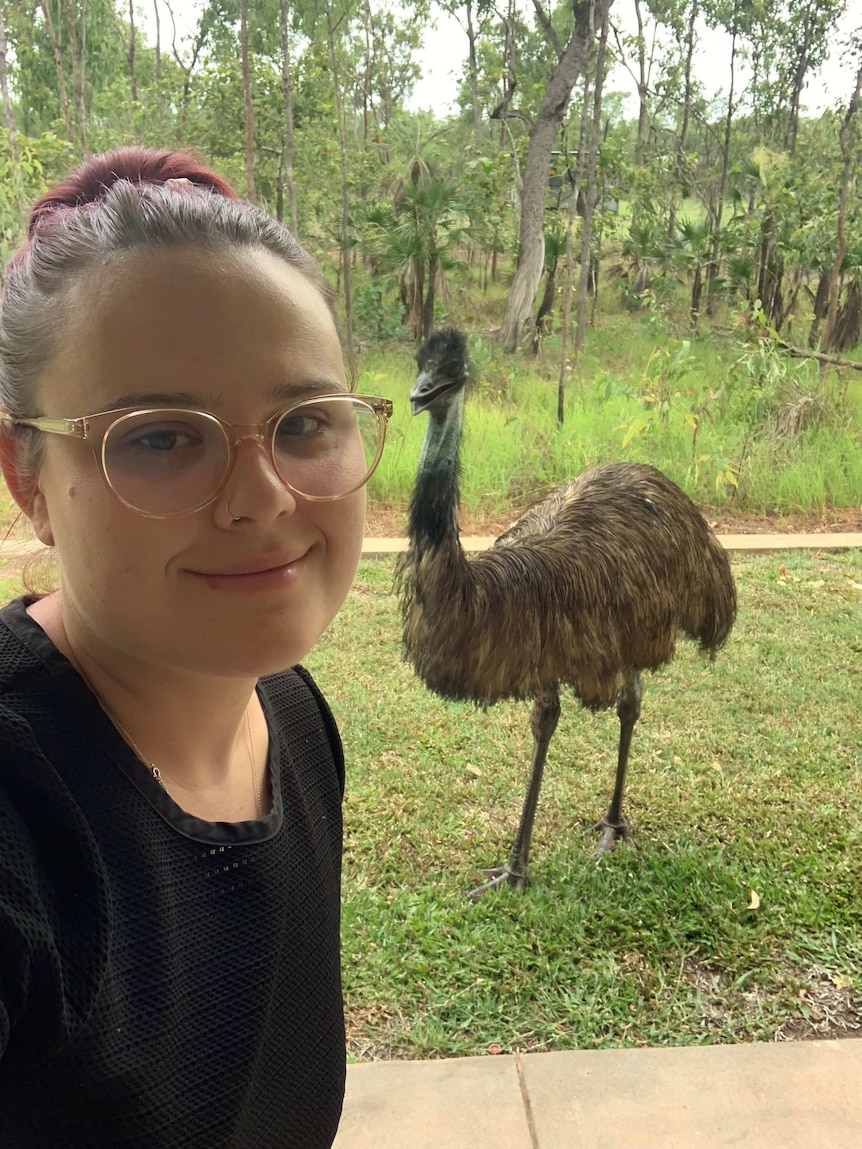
[411,328,470,417]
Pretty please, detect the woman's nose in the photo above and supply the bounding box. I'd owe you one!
[217,435,297,524]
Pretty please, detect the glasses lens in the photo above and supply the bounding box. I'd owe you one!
[272,397,382,498]
[103,410,229,515]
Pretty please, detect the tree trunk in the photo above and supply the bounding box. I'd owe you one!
[240,0,255,200]
[706,0,738,314]
[362,0,373,148]
[153,0,161,80]
[497,0,610,354]
[0,2,20,189]
[128,0,137,101]
[39,0,74,145]
[466,0,482,147]
[325,0,354,359]
[633,0,648,166]
[668,0,697,239]
[574,6,608,354]
[62,0,87,154]
[824,55,862,352]
[422,255,438,339]
[279,0,298,232]
[557,67,593,420]
[807,270,830,347]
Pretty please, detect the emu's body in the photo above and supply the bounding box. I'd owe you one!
[398,329,737,897]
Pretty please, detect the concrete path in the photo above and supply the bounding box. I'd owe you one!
[334,1038,862,1148]
[2,533,860,564]
[360,533,862,557]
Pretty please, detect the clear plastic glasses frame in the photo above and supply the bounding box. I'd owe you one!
[0,394,393,517]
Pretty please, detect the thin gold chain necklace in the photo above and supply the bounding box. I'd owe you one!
[107,707,262,818]
[67,647,263,818]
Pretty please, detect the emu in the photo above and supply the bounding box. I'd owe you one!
[396,328,737,900]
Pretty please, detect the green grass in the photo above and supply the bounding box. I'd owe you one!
[302,551,862,1058]
[358,317,862,519]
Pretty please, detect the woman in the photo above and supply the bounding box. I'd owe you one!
[0,147,391,1147]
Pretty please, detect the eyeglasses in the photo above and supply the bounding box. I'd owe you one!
[0,394,393,517]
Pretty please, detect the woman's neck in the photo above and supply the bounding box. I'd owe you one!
[28,592,269,817]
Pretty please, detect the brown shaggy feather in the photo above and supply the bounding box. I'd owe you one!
[398,461,736,712]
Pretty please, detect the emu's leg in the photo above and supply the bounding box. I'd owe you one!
[595,669,642,855]
[468,687,560,901]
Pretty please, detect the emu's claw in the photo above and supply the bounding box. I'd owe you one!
[593,816,637,857]
[467,864,528,901]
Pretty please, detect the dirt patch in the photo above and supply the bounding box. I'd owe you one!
[680,958,862,1043]
[774,969,862,1042]
[365,502,862,540]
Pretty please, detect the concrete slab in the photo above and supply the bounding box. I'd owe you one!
[333,1054,533,1149]
[358,534,862,558]
[520,1040,862,1148]
[2,534,860,563]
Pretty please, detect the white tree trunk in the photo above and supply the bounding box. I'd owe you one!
[497,0,613,354]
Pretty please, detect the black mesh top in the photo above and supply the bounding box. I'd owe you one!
[0,597,346,1148]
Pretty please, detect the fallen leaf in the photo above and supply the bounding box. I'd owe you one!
[672,755,683,765]
[747,890,760,910]
[779,564,787,576]
[465,765,483,777]
[808,579,824,589]
[711,760,723,772]
[850,582,862,592]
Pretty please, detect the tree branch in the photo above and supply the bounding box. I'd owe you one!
[776,339,862,372]
[531,0,562,60]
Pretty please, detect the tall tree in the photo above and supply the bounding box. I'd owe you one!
[824,47,862,350]
[38,0,75,144]
[574,4,608,353]
[240,0,255,199]
[128,0,137,101]
[279,0,298,232]
[0,1,20,186]
[61,0,88,153]
[323,0,354,358]
[495,0,614,354]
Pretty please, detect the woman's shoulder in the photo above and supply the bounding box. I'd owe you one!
[259,666,345,796]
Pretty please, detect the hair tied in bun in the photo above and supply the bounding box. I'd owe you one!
[163,177,197,194]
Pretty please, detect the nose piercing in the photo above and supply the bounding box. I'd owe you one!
[225,500,241,522]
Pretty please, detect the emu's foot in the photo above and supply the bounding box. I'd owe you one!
[467,864,528,902]
[593,815,637,857]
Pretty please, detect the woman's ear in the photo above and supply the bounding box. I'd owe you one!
[0,428,55,546]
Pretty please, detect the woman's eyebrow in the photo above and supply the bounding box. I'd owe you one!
[103,390,220,411]
[101,379,345,413]
[269,380,347,403]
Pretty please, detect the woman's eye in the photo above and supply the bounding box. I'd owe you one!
[134,430,185,451]
[277,413,325,437]
[117,423,204,452]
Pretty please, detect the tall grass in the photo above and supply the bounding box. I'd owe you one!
[359,317,862,519]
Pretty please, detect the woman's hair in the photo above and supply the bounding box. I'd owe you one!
[0,146,337,479]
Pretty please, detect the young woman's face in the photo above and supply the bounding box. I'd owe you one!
[27,245,365,678]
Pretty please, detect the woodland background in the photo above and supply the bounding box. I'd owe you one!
[1,0,861,518]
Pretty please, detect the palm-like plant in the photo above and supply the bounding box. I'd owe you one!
[670,217,712,325]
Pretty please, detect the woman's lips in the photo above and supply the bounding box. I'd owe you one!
[189,549,310,593]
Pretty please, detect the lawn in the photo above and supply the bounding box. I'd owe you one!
[303,551,862,1059]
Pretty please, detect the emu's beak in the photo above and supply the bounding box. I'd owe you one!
[410,369,457,415]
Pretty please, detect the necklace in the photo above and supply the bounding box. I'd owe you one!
[109,707,262,818]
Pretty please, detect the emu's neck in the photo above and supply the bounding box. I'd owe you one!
[408,390,465,554]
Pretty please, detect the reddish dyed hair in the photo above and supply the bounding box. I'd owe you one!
[29,147,239,234]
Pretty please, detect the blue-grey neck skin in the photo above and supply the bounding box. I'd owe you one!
[410,389,465,552]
